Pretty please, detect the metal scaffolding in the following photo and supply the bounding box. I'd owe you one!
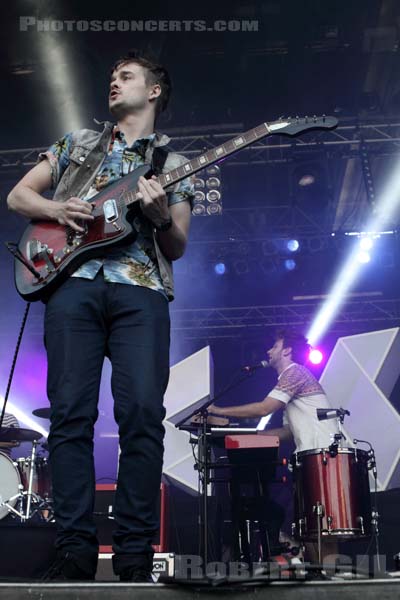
[1,119,400,171]
[169,297,400,339]
[3,297,399,341]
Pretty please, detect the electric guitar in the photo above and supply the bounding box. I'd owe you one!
[13,116,338,301]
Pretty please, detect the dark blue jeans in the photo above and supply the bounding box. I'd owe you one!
[44,274,169,575]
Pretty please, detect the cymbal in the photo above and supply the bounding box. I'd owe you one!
[32,407,51,419]
[0,426,43,442]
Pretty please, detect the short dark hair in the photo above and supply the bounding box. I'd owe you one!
[275,329,310,364]
[111,49,171,116]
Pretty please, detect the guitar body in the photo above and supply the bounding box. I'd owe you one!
[15,164,151,301]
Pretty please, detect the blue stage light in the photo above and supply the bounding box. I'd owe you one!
[284,259,296,271]
[214,262,226,275]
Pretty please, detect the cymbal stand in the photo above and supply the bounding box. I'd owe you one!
[25,439,38,519]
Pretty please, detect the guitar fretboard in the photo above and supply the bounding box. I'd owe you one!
[122,122,272,207]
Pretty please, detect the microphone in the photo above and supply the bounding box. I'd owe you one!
[317,407,350,421]
[241,360,269,373]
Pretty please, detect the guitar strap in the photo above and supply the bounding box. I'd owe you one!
[150,146,169,176]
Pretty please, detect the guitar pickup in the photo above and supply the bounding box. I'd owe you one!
[27,239,44,262]
[103,199,119,223]
[26,239,55,271]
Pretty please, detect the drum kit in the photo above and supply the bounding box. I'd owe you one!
[0,404,380,570]
[0,407,52,523]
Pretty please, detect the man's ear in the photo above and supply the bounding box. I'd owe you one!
[282,346,292,358]
[149,84,161,100]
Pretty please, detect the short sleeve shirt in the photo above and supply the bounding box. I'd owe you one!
[42,128,194,298]
[269,363,340,452]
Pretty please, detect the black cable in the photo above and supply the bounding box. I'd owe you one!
[0,302,31,428]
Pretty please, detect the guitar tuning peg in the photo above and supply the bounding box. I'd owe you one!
[313,115,317,121]
[305,115,308,122]
[295,115,299,121]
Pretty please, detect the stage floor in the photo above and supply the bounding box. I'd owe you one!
[1,578,400,600]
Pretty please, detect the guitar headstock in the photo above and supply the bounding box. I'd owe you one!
[267,115,338,137]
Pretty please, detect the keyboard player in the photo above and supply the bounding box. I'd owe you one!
[208,329,341,564]
[207,329,339,452]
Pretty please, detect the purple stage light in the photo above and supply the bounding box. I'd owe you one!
[309,348,323,365]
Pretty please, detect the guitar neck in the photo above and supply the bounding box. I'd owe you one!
[122,115,338,207]
[123,121,273,207]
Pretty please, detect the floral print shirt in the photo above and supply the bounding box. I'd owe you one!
[45,127,194,297]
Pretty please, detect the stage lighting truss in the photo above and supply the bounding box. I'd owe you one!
[192,165,222,216]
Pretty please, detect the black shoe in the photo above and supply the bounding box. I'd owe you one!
[119,567,153,583]
[41,551,96,581]
[113,552,154,582]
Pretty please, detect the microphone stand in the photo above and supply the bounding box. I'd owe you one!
[176,367,263,571]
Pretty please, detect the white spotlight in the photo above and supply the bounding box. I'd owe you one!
[359,237,373,251]
[307,151,400,346]
[307,243,363,346]
[357,250,371,264]
[37,35,83,132]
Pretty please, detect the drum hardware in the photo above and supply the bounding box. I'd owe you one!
[317,406,350,454]
[0,439,53,523]
[328,434,343,458]
[26,439,37,518]
[314,501,325,564]
[293,518,306,538]
[371,511,379,535]
[327,515,333,532]
[357,516,365,535]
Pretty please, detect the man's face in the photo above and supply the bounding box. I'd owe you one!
[109,62,158,118]
[267,338,285,368]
